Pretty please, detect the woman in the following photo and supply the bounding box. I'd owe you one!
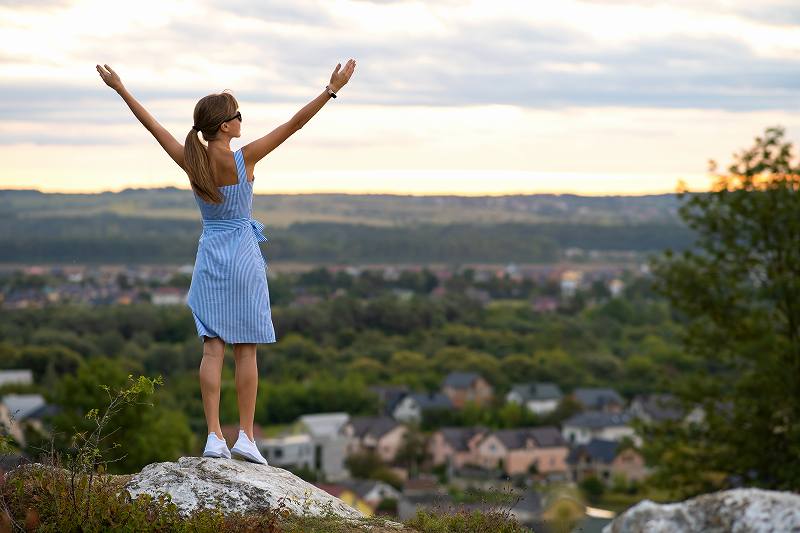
[96,60,356,464]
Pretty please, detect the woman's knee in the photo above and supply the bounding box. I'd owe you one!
[202,336,225,358]
[233,343,257,361]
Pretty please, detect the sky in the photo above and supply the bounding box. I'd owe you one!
[1,0,799,195]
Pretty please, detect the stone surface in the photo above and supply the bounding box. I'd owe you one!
[603,487,800,533]
[124,456,386,524]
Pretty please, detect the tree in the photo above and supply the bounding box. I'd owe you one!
[395,422,429,478]
[47,356,193,474]
[645,126,800,496]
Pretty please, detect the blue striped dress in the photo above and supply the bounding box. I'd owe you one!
[186,147,277,344]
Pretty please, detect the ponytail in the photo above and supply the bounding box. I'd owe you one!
[185,127,223,204]
[183,91,239,204]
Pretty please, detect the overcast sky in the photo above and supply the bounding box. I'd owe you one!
[1,0,798,195]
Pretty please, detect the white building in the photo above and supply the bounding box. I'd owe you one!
[561,410,639,447]
[0,369,33,387]
[506,382,563,415]
[297,412,351,482]
[260,433,315,469]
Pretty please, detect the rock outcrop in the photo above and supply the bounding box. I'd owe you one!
[124,456,402,528]
[603,487,800,533]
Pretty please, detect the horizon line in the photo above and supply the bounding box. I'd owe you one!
[0,186,695,197]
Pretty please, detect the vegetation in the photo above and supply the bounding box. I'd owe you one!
[643,126,800,497]
[0,375,530,532]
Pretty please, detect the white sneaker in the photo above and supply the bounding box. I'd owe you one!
[230,429,268,465]
[202,432,232,459]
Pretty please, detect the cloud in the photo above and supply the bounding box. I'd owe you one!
[0,0,798,147]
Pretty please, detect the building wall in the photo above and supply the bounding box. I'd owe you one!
[319,435,350,482]
[393,398,420,423]
[475,434,507,469]
[611,448,648,482]
[531,447,569,475]
[443,378,494,409]
[526,399,559,414]
[376,426,407,462]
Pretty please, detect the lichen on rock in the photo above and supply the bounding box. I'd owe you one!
[124,456,367,520]
[603,488,800,533]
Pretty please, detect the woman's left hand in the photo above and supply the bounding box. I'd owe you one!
[96,63,124,92]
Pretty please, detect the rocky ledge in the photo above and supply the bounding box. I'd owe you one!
[603,487,800,533]
[124,456,403,529]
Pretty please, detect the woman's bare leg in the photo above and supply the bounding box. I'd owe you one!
[233,342,258,441]
[199,336,225,439]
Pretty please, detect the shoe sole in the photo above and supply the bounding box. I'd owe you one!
[203,450,232,459]
[230,447,268,465]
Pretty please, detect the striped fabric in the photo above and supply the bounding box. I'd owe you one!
[186,147,277,344]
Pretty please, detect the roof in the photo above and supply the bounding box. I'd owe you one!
[563,410,632,429]
[528,426,566,447]
[314,483,349,498]
[632,393,683,422]
[405,392,452,410]
[298,412,350,438]
[0,370,33,387]
[337,478,390,498]
[509,382,563,402]
[440,426,490,451]
[488,426,567,451]
[573,387,624,409]
[442,371,482,389]
[567,438,618,465]
[1,393,45,421]
[347,415,400,440]
[368,385,411,415]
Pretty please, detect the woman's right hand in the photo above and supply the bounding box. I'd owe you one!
[96,64,124,93]
[329,59,356,92]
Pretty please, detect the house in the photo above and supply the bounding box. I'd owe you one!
[313,482,375,516]
[1,393,46,421]
[0,369,33,387]
[342,415,407,463]
[151,287,186,305]
[260,432,315,470]
[368,384,410,416]
[566,438,648,485]
[392,391,453,423]
[441,371,494,409]
[427,426,490,471]
[572,387,625,413]
[628,393,684,424]
[337,478,402,509]
[506,382,563,415]
[473,426,570,479]
[0,393,56,448]
[560,270,582,298]
[297,412,351,482]
[561,411,639,446]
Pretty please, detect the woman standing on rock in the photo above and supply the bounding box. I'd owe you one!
[96,60,356,464]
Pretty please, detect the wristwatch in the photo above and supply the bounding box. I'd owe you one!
[326,85,337,98]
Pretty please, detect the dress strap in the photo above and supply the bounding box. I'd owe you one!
[233,148,246,185]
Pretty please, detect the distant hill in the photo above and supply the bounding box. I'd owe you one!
[1,188,683,226]
[0,189,693,265]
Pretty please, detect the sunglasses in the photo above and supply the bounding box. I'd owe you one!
[220,111,242,125]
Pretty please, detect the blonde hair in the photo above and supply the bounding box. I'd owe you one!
[184,90,239,204]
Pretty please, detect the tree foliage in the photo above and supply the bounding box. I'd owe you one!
[645,126,800,495]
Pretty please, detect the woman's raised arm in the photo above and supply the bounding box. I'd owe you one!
[96,64,185,170]
[244,59,357,166]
